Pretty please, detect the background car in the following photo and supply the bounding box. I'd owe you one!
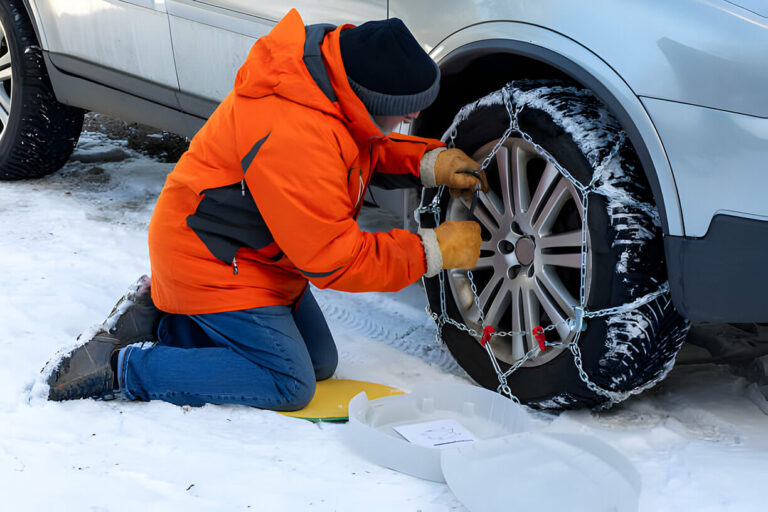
[2,0,766,408]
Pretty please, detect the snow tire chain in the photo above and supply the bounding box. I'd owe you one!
[420,83,672,407]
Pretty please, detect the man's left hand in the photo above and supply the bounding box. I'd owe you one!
[434,148,489,200]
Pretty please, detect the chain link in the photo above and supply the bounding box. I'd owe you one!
[424,83,672,408]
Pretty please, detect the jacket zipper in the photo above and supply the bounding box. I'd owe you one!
[354,168,364,210]
[354,145,374,215]
[232,256,239,275]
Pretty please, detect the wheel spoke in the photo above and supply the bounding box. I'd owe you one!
[483,282,510,329]
[510,287,527,359]
[532,178,570,234]
[532,280,572,340]
[540,252,583,269]
[496,146,513,216]
[480,240,496,252]
[537,268,577,318]
[0,98,8,126]
[539,229,583,250]
[522,288,540,349]
[474,255,495,270]
[511,143,528,217]
[526,161,563,227]
[0,51,10,72]
[0,85,10,108]
[471,196,501,231]
[0,49,11,83]
[476,272,504,315]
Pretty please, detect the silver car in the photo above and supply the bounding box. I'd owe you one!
[2,0,766,408]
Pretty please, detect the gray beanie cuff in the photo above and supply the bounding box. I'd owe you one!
[347,60,440,116]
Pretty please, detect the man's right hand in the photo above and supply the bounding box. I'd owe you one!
[432,148,490,201]
[434,220,482,270]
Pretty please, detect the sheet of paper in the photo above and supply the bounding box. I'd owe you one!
[393,419,478,448]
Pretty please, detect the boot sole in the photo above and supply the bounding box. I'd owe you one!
[48,367,113,401]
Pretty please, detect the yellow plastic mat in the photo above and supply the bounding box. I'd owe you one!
[279,379,404,422]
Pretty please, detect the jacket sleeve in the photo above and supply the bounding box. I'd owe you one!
[245,121,428,292]
[370,133,445,190]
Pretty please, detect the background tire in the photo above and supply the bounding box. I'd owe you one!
[421,80,690,409]
[0,0,83,180]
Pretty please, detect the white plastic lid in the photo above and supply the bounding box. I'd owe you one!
[346,382,641,512]
[440,431,641,512]
[347,381,531,482]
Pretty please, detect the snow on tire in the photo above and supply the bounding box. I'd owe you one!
[421,80,690,409]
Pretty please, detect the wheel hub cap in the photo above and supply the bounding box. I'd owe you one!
[515,238,535,266]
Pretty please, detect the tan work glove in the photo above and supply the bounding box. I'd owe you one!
[421,148,489,200]
[418,221,482,278]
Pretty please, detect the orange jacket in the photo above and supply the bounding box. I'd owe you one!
[148,9,444,314]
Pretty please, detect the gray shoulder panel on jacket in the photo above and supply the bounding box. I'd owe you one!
[303,24,338,103]
[241,132,271,174]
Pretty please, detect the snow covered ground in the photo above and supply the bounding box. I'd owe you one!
[1,131,767,511]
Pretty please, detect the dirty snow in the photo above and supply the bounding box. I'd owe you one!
[1,131,768,511]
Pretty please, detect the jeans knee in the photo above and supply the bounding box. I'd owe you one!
[313,346,338,382]
[314,358,337,382]
[279,377,315,411]
[315,366,334,382]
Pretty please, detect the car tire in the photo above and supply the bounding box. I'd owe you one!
[0,0,84,181]
[421,80,690,409]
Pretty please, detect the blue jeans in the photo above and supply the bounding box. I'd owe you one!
[119,290,337,410]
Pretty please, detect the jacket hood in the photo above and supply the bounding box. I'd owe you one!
[234,9,385,144]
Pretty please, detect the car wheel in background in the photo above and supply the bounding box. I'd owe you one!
[421,80,690,409]
[0,0,84,180]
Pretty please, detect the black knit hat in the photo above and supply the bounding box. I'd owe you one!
[339,18,440,116]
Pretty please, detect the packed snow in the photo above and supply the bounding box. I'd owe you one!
[1,130,767,511]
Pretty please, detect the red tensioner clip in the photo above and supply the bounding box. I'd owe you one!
[533,326,547,351]
[480,325,496,346]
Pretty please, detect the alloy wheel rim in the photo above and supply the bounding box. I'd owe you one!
[0,20,12,143]
[446,137,592,367]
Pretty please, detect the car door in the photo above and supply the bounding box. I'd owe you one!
[165,0,386,116]
[33,0,178,90]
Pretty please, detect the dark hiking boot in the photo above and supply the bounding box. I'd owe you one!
[47,332,122,401]
[102,275,163,344]
[45,275,163,401]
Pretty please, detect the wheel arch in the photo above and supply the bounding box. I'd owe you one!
[413,22,684,237]
[16,1,47,47]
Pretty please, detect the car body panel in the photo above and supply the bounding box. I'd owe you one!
[166,0,385,102]
[190,0,385,25]
[166,2,264,102]
[391,0,768,118]
[666,215,768,323]
[30,0,178,89]
[643,97,768,237]
[725,0,768,18]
